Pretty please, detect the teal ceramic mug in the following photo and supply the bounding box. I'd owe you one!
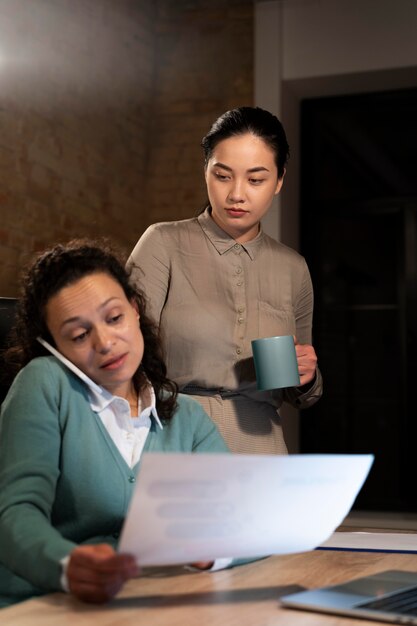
[251,335,300,390]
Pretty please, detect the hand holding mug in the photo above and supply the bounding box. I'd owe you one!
[294,336,317,386]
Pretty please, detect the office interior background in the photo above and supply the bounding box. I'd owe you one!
[1,0,417,518]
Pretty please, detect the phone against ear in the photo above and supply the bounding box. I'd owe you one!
[36,336,103,394]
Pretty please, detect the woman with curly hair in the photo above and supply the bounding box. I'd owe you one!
[0,239,228,608]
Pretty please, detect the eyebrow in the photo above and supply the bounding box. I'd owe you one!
[213,161,270,173]
[59,297,122,329]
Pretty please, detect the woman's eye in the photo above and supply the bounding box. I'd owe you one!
[249,178,264,185]
[72,331,88,343]
[214,172,229,181]
[108,314,123,324]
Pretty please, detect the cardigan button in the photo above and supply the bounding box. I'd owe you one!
[128,476,136,483]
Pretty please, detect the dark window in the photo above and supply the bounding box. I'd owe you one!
[300,88,417,512]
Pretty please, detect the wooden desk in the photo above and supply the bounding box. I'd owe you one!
[3,549,417,625]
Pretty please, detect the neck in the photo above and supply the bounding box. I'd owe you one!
[104,380,137,404]
[127,385,138,415]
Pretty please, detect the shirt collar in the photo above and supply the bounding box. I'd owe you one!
[81,374,164,430]
[197,207,264,260]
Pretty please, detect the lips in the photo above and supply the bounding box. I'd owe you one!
[226,208,248,217]
[100,353,128,370]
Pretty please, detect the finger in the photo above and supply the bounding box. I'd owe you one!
[191,561,214,570]
[69,560,139,587]
[68,548,139,590]
[68,562,138,604]
[70,545,138,572]
[87,554,138,574]
[70,578,125,604]
[296,347,317,365]
[69,544,115,566]
[69,561,138,585]
[295,343,314,355]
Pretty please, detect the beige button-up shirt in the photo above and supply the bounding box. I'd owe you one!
[129,209,322,411]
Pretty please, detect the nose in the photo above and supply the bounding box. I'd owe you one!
[227,180,245,203]
[93,326,113,353]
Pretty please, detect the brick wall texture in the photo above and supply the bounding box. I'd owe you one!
[0,0,253,296]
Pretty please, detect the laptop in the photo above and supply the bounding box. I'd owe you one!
[281,569,417,624]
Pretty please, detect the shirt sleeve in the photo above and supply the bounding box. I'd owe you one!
[293,257,315,345]
[0,360,76,592]
[281,258,323,408]
[128,225,171,325]
[60,555,71,592]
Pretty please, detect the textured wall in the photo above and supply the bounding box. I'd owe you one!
[0,0,156,295]
[0,0,254,296]
[146,0,254,224]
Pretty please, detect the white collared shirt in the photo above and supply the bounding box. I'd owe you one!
[87,383,163,469]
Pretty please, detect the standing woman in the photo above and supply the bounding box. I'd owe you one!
[129,107,322,454]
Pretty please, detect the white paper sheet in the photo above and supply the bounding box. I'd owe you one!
[119,453,373,566]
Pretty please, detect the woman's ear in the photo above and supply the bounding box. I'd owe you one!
[274,169,285,195]
[130,299,140,319]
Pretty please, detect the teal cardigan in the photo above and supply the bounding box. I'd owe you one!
[0,357,229,608]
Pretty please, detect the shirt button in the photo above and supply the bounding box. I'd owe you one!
[237,281,243,286]
[233,243,240,250]
[238,306,245,313]
[236,267,242,274]
[236,347,242,355]
[128,476,136,483]
[238,317,244,324]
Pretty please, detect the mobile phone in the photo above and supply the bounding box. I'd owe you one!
[36,336,103,394]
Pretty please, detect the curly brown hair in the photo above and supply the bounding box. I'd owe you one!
[5,238,178,420]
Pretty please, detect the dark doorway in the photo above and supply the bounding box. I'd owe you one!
[299,88,417,512]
